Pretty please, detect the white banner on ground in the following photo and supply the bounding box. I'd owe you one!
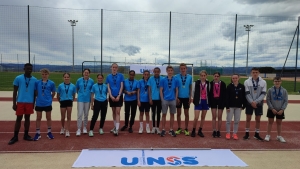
[72,149,248,167]
[130,64,167,75]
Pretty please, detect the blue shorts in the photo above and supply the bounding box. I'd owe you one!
[194,99,209,110]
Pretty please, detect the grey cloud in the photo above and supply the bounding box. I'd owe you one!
[120,45,141,56]
[235,0,298,4]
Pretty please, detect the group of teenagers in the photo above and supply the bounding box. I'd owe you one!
[8,63,288,145]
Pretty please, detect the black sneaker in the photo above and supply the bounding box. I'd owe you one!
[254,133,264,141]
[128,127,133,133]
[23,135,33,141]
[120,126,127,131]
[8,136,18,145]
[160,130,166,137]
[216,131,221,138]
[191,130,196,137]
[170,130,176,137]
[212,131,217,138]
[198,129,204,137]
[243,132,249,140]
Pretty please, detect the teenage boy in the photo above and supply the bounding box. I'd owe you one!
[33,68,56,141]
[265,77,288,143]
[148,67,162,134]
[9,63,37,145]
[243,67,267,141]
[175,63,192,136]
[159,66,179,137]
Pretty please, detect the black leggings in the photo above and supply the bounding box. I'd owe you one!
[124,100,137,128]
[151,100,162,127]
[90,100,108,130]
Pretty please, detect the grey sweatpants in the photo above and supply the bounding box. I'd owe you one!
[226,108,242,133]
[77,102,90,129]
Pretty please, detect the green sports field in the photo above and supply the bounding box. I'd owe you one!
[0,72,299,94]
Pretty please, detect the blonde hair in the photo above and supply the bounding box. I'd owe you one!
[199,70,207,75]
[40,68,50,74]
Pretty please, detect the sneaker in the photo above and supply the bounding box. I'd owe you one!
[120,126,128,131]
[99,128,104,135]
[23,135,33,141]
[33,133,41,141]
[191,130,196,137]
[198,129,204,137]
[83,127,88,134]
[264,135,270,142]
[110,127,116,133]
[65,130,70,137]
[277,136,286,143]
[139,126,143,134]
[76,129,81,136]
[60,128,65,135]
[175,128,182,135]
[170,130,176,137]
[156,128,161,135]
[226,133,230,140]
[47,132,54,139]
[243,132,249,140]
[232,134,238,140]
[212,131,217,138]
[146,126,151,134]
[151,127,156,134]
[254,133,264,141]
[89,130,94,137]
[128,127,133,133]
[114,129,119,136]
[160,129,166,137]
[184,129,190,136]
[8,136,18,145]
[216,131,221,137]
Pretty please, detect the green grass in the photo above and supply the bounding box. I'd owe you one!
[0,72,299,94]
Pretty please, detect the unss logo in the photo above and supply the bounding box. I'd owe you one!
[121,156,198,166]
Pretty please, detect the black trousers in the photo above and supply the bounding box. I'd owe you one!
[124,100,137,128]
[151,100,162,127]
[90,100,108,130]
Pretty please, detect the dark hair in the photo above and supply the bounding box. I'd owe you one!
[231,73,240,83]
[213,72,220,76]
[251,67,260,72]
[273,76,281,81]
[143,70,150,74]
[63,73,70,77]
[180,63,187,68]
[24,63,33,68]
[83,68,91,73]
[129,70,135,75]
[166,65,173,71]
[97,74,104,78]
[154,67,161,71]
[111,63,118,67]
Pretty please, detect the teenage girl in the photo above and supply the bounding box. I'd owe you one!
[57,73,76,137]
[191,70,210,137]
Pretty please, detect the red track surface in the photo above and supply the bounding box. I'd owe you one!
[1,121,299,152]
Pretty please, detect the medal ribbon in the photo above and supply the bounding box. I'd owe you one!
[155,77,160,88]
[168,77,173,89]
[112,73,118,86]
[181,75,187,86]
[64,83,70,95]
[274,86,281,100]
[83,78,88,91]
[252,78,259,90]
[24,74,31,90]
[98,83,103,94]
[41,80,48,94]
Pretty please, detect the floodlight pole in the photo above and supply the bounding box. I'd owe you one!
[244,25,253,76]
[68,20,78,72]
[295,17,299,92]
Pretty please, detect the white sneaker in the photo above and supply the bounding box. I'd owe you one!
[139,126,143,134]
[277,136,286,143]
[156,128,161,135]
[89,130,94,137]
[146,126,151,134]
[110,127,116,133]
[151,127,156,134]
[60,128,65,135]
[83,127,88,134]
[76,129,81,136]
[114,129,119,136]
[264,135,270,142]
[65,130,70,137]
[99,128,104,135]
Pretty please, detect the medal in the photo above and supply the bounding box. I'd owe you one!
[98,83,103,94]
[155,77,160,89]
[24,74,31,92]
[236,96,238,99]
[112,74,117,86]
[181,75,187,88]
[83,78,88,92]
[182,86,185,88]
[252,78,259,91]
[143,80,148,94]
[41,80,48,96]
[168,77,173,90]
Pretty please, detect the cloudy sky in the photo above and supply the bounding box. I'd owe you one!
[1,0,300,68]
